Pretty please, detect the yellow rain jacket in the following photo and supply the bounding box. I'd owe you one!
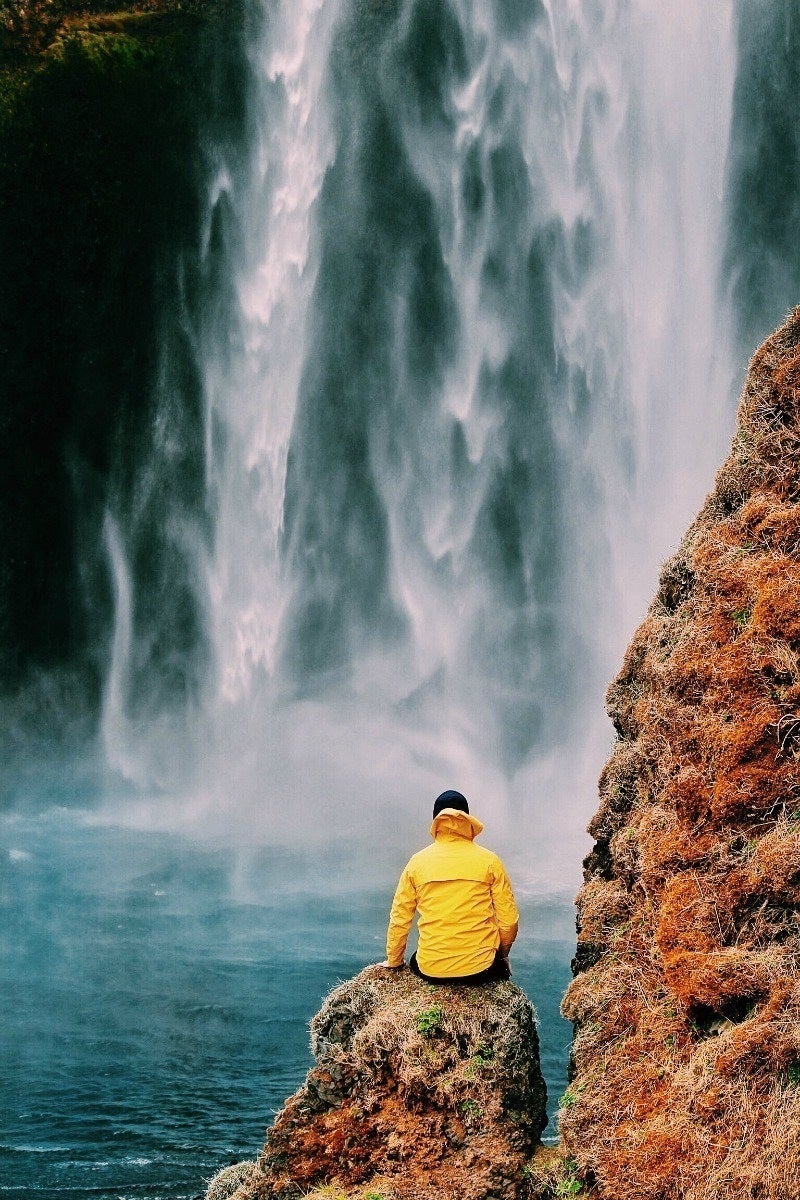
[385,808,520,978]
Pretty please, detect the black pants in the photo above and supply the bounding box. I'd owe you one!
[408,949,511,985]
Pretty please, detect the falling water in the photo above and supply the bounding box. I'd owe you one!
[99,0,737,885]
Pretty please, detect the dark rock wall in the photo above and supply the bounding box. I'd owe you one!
[0,15,246,711]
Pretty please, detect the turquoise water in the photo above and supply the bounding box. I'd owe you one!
[0,811,574,1200]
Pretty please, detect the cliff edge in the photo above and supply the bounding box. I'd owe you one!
[562,308,800,1198]
[206,964,547,1200]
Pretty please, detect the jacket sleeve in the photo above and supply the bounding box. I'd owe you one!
[386,865,417,966]
[490,855,520,943]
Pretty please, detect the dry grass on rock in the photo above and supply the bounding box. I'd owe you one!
[561,308,800,1199]
[224,965,546,1200]
[205,1161,257,1200]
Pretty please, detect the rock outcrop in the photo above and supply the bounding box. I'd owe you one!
[207,964,547,1200]
[562,309,800,1198]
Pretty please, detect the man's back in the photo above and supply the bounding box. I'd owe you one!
[386,801,519,980]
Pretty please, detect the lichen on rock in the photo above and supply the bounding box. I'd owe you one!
[218,964,546,1200]
[561,308,800,1199]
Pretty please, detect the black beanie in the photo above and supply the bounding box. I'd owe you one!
[432,789,469,819]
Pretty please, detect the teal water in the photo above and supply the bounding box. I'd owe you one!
[0,811,573,1200]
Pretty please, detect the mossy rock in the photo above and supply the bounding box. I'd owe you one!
[231,965,546,1200]
[564,307,800,1200]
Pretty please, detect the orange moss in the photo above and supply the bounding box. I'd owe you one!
[747,823,800,899]
[659,770,713,825]
[655,875,725,954]
[751,571,800,642]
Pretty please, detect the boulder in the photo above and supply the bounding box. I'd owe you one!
[222,963,547,1200]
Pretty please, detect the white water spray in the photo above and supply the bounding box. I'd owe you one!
[101,1,738,890]
[541,0,737,649]
[100,515,138,786]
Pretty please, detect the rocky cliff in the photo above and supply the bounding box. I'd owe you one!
[205,965,548,1200]
[562,309,800,1198]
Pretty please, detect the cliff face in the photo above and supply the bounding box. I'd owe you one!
[562,309,800,1198]
[207,965,547,1200]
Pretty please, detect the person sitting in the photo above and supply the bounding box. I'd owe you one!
[382,789,519,984]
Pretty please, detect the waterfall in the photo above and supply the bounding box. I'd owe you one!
[100,515,138,787]
[100,0,737,884]
[204,0,342,707]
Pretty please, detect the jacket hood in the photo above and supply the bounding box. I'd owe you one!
[429,808,484,841]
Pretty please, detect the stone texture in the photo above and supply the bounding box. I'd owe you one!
[229,963,547,1200]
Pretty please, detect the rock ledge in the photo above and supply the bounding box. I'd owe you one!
[208,964,547,1200]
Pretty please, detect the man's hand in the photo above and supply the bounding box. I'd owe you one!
[379,960,404,968]
[498,920,518,961]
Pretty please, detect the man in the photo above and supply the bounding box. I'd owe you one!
[382,790,519,983]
